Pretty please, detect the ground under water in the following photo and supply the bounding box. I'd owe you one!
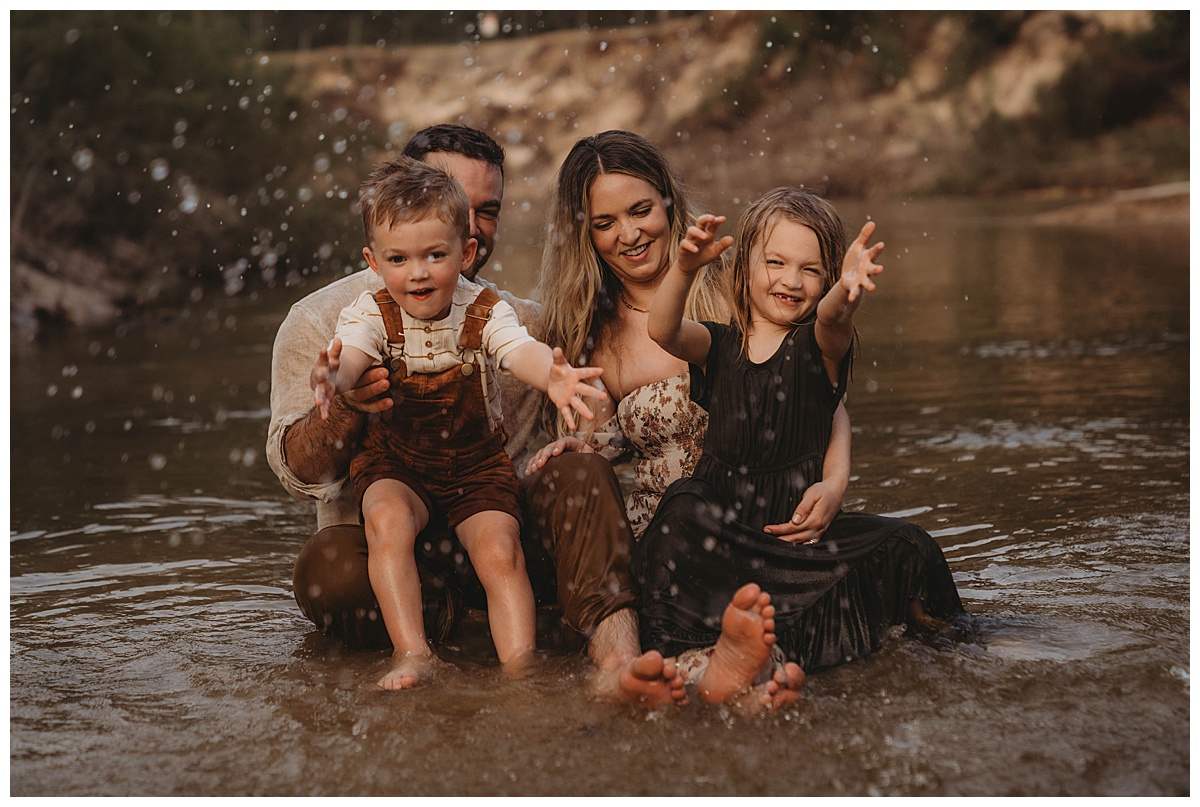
[9,198,1189,796]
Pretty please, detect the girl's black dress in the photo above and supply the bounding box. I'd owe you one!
[632,321,968,672]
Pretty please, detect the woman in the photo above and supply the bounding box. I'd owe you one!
[530,130,970,709]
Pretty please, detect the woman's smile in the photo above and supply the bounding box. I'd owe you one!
[588,172,671,284]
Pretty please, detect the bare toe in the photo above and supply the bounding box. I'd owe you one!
[613,651,688,709]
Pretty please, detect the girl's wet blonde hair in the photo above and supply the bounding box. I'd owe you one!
[537,130,727,436]
[730,187,853,361]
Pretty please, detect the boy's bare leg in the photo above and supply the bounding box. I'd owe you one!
[456,510,537,672]
[698,583,780,704]
[589,608,687,707]
[362,479,438,690]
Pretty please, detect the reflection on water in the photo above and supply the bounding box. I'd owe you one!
[10,199,1188,796]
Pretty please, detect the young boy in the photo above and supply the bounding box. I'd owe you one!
[312,157,606,690]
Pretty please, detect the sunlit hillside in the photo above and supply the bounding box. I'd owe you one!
[10,10,1189,332]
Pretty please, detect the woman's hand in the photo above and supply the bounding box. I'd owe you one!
[524,436,594,477]
[763,480,844,544]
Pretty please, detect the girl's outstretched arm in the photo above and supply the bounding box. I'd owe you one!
[816,220,884,383]
[648,214,733,366]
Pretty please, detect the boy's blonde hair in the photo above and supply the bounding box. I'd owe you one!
[358,156,470,246]
[731,187,852,358]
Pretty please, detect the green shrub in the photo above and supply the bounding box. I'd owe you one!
[11,11,382,304]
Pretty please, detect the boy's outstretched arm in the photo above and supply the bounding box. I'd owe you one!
[271,306,395,490]
[312,338,376,420]
[648,214,733,365]
[816,220,884,381]
[501,343,607,432]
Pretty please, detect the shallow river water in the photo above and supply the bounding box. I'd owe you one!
[9,198,1190,796]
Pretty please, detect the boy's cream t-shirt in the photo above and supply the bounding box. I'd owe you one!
[334,274,536,433]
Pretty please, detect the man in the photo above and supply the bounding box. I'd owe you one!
[266,124,684,705]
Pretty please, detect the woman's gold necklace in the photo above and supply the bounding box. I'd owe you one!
[618,290,648,314]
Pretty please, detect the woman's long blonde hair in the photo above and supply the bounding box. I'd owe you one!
[536,130,726,436]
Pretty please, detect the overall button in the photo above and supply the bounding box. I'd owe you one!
[461,364,474,376]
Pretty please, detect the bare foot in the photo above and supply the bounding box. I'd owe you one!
[908,599,976,645]
[698,582,776,704]
[746,661,806,713]
[600,650,688,708]
[376,650,438,691]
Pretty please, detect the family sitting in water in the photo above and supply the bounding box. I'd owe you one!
[267,124,973,712]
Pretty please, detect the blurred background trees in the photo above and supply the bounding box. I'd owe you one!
[9,10,1188,333]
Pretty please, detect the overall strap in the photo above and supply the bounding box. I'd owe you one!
[459,286,500,351]
[373,288,406,345]
[374,287,407,373]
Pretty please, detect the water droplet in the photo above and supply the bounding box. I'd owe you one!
[149,158,170,181]
[71,148,94,171]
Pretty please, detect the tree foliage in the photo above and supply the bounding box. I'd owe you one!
[11,11,381,304]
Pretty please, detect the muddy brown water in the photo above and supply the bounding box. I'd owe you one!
[10,198,1189,795]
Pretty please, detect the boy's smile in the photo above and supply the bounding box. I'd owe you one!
[363,215,477,321]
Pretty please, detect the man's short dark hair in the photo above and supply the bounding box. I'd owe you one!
[402,124,506,175]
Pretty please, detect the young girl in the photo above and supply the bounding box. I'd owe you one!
[637,187,971,702]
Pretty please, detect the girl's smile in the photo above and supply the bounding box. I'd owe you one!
[749,218,827,329]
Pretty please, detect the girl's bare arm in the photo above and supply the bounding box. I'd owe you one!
[816,220,884,382]
[648,214,732,365]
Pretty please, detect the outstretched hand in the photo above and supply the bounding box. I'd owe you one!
[311,339,344,420]
[677,214,734,275]
[547,347,608,431]
[310,338,393,420]
[839,220,885,302]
